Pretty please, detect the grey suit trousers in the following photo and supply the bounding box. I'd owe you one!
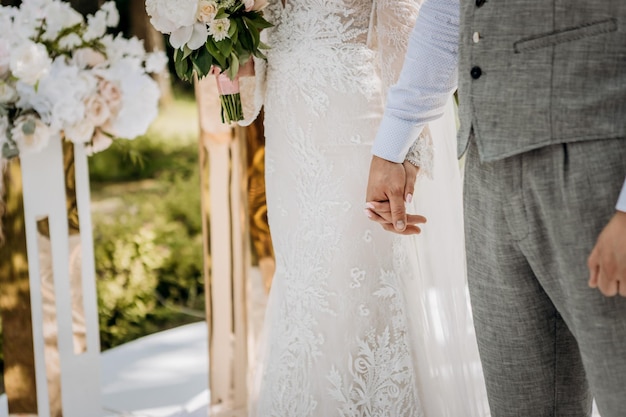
[464,137,626,417]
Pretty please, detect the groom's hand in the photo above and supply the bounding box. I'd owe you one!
[588,211,626,297]
[365,155,424,234]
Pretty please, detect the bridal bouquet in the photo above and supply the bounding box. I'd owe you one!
[0,0,167,159]
[146,0,271,123]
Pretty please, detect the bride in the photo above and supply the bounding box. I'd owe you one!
[247,0,490,415]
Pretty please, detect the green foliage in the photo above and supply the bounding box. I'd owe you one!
[92,115,205,350]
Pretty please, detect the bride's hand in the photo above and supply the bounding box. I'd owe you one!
[364,201,427,235]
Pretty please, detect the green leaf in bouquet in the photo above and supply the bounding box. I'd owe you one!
[192,50,214,79]
[229,19,238,39]
[182,45,194,59]
[174,53,191,81]
[227,53,239,80]
[243,12,273,30]
[216,38,233,59]
[205,40,227,69]
[215,8,229,20]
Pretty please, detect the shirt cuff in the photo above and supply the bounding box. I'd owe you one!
[371,114,425,163]
[617,178,626,212]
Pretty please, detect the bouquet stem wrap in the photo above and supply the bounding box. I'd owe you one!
[215,72,243,124]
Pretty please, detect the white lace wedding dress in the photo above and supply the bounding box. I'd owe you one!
[247,1,490,416]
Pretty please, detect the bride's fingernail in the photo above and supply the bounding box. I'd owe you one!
[406,194,413,203]
[365,202,375,210]
[396,220,405,230]
[364,209,373,218]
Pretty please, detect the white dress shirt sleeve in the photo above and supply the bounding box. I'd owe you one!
[617,178,626,212]
[372,0,461,163]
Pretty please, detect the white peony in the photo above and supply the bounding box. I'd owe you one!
[170,22,209,50]
[145,0,198,34]
[145,51,169,74]
[10,41,52,85]
[64,119,95,144]
[0,80,18,103]
[100,1,120,28]
[11,114,53,153]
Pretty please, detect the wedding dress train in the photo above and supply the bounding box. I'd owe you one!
[248,1,490,415]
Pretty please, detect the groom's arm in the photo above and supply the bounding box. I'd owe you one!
[366,0,460,232]
[588,178,626,297]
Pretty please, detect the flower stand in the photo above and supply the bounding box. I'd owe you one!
[19,139,102,417]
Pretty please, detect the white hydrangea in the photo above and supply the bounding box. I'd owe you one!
[84,10,108,41]
[100,1,120,28]
[41,0,84,41]
[145,51,169,74]
[100,58,160,139]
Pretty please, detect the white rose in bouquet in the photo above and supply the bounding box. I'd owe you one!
[97,78,123,112]
[11,114,53,153]
[65,119,95,144]
[145,0,197,33]
[0,80,18,104]
[10,42,52,85]
[197,1,218,23]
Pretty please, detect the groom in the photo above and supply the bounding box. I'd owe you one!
[365,0,626,416]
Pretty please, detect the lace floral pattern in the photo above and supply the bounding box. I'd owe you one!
[252,2,427,417]
[405,126,434,179]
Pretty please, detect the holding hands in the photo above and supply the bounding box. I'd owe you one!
[364,156,427,235]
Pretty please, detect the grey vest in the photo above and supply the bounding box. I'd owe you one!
[457,0,626,162]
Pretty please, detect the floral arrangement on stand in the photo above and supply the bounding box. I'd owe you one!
[0,0,168,159]
[146,0,271,123]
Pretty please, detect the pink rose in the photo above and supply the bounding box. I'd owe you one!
[98,78,122,113]
[85,95,112,127]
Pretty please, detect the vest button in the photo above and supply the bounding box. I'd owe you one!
[470,66,482,79]
[476,0,486,7]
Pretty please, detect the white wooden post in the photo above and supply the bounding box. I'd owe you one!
[19,139,102,417]
[196,77,250,417]
[0,394,7,417]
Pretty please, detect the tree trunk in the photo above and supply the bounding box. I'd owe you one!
[0,161,38,414]
[129,0,174,106]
